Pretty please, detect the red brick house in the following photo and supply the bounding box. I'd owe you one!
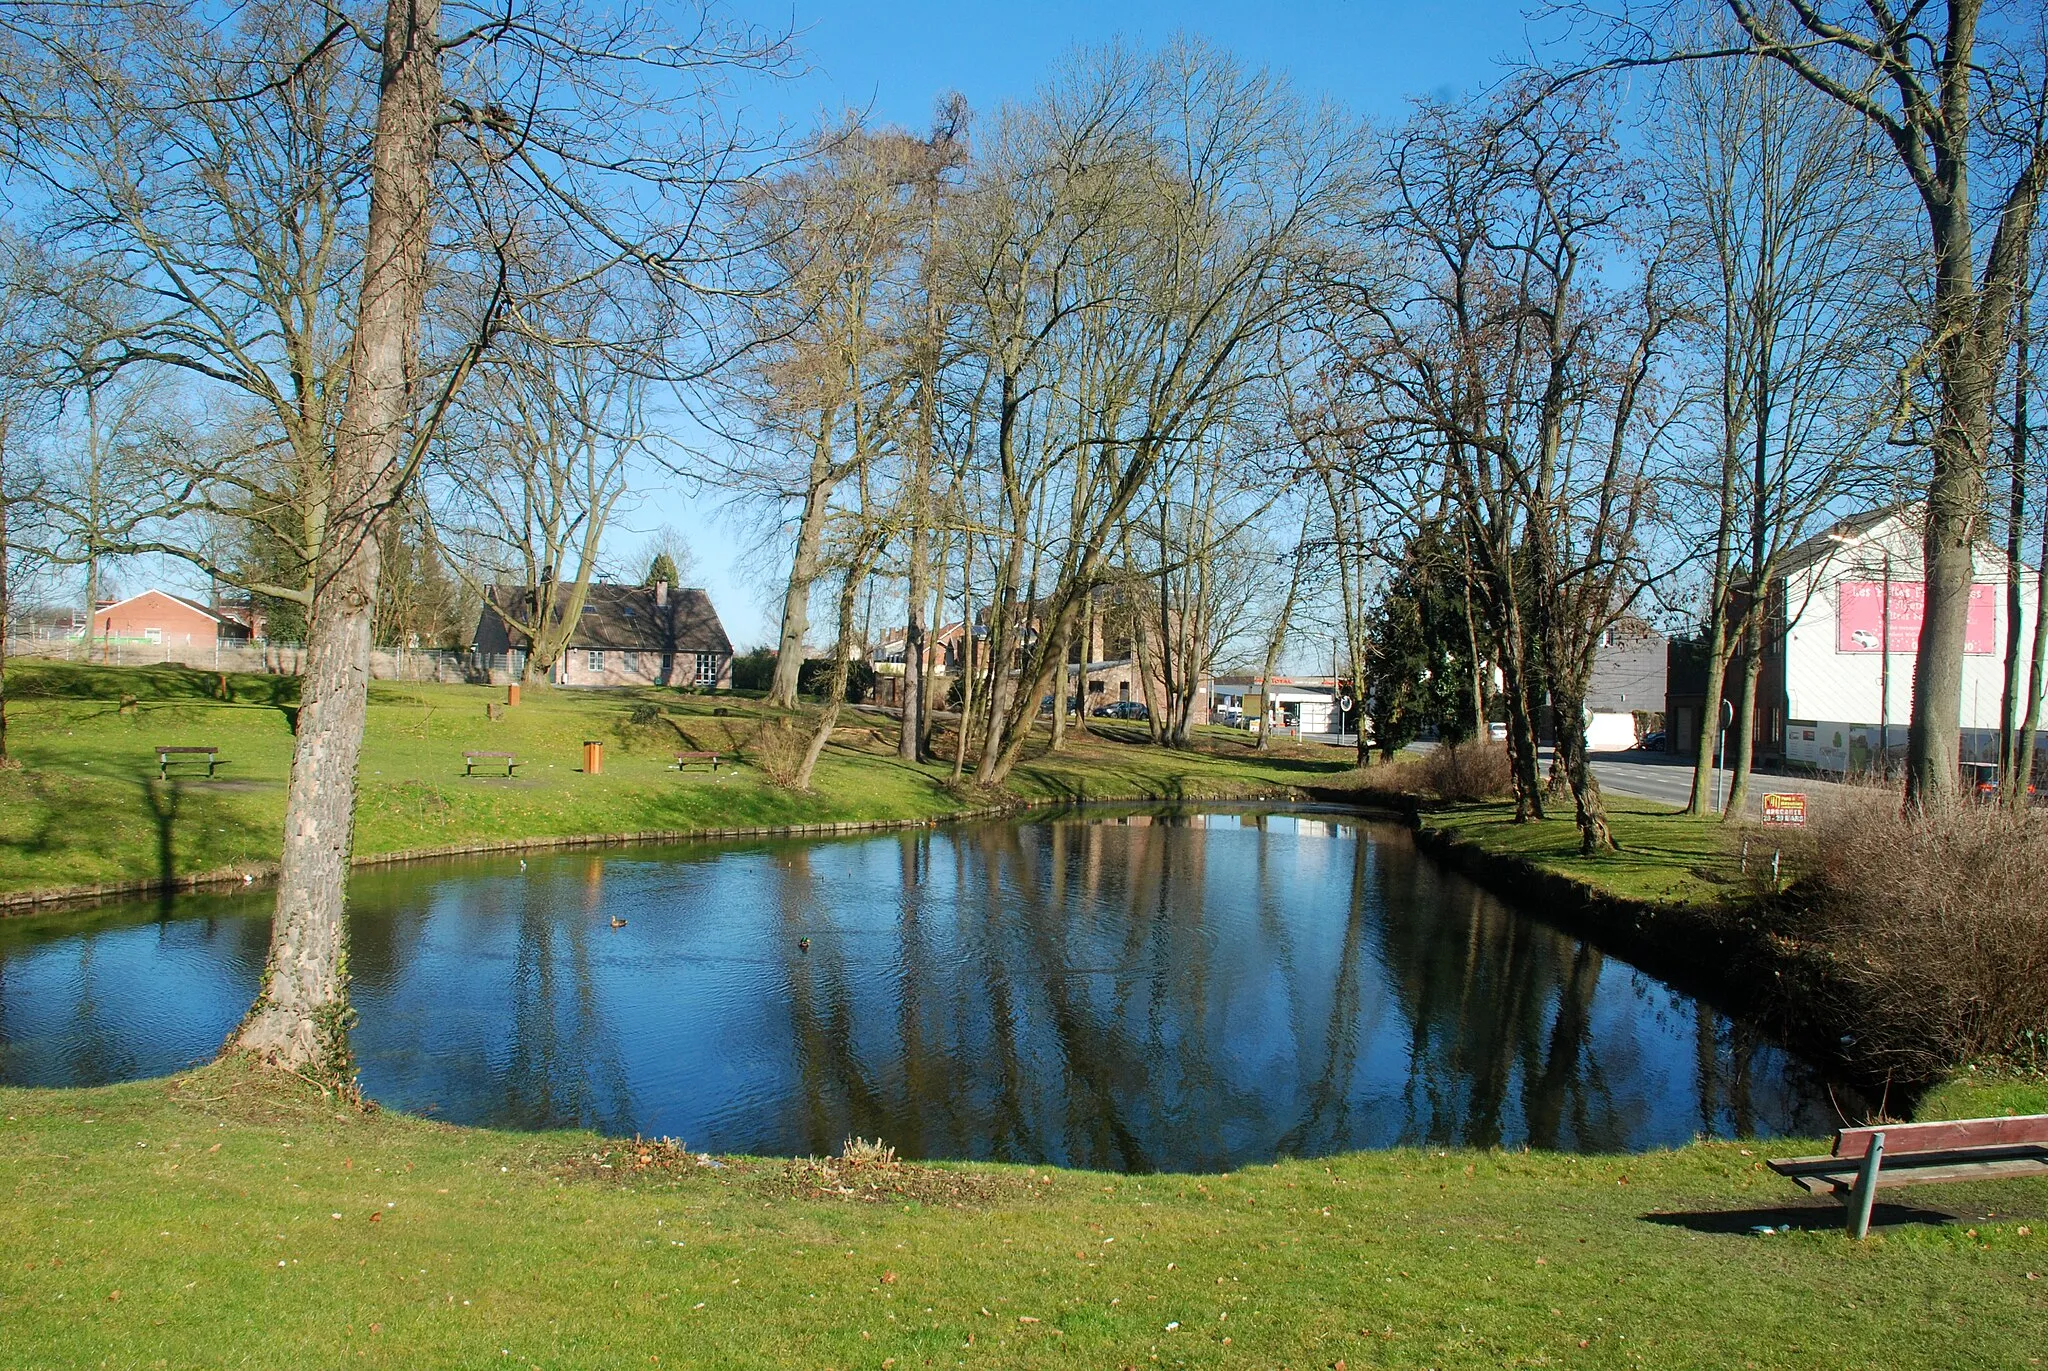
[91,590,254,649]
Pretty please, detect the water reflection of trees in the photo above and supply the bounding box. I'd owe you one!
[759,815,1849,1167]
[4,822,1860,1157]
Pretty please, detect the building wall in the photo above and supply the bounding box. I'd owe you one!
[1779,519,2042,771]
[91,591,226,649]
[554,648,732,689]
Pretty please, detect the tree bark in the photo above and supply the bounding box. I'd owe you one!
[227,0,440,1078]
[2015,454,2048,798]
[2000,290,2031,807]
[0,418,11,767]
[768,410,836,709]
[1254,539,1306,753]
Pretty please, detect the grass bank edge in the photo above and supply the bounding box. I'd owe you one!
[0,658,1351,907]
[1,1060,2042,1371]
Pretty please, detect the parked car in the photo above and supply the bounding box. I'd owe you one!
[1091,700,1150,721]
[1487,721,1507,742]
[1960,761,2036,800]
[1638,729,1666,752]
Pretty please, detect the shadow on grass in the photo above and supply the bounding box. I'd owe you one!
[12,659,298,708]
[1642,1202,1962,1235]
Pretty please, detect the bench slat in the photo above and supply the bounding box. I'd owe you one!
[1779,1156,2048,1195]
[1831,1113,2048,1160]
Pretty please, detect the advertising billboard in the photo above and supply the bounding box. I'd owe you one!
[1835,580,1996,655]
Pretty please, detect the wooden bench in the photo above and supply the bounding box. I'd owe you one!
[674,751,723,772]
[1769,1113,2048,1237]
[157,745,218,779]
[463,750,520,777]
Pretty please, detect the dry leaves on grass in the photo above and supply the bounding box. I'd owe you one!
[550,1134,1030,1208]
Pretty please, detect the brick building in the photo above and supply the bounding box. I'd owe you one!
[472,581,733,688]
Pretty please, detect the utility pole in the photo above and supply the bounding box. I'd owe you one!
[1879,548,1891,774]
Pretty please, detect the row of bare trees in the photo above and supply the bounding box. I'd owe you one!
[0,0,2042,1079]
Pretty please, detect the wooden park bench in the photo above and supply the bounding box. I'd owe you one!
[157,745,219,779]
[463,750,520,777]
[1769,1113,2048,1238]
[674,751,723,772]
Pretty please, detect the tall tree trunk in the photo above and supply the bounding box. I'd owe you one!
[951,538,976,783]
[228,0,441,1077]
[2015,456,2048,797]
[794,554,876,792]
[1907,236,2005,811]
[1255,539,1307,753]
[1726,371,1775,820]
[769,411,836,709]
[1724,629,1764,819]
[1074,586,1095,739]
[1556,682,1613,854]
[0,419,11,767]
[1048,616,1071,752]
[2001,292,2031,807]
[900,528,927,762]
[920,531,952,759]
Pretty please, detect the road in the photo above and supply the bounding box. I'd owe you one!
[1393,738,1841,815]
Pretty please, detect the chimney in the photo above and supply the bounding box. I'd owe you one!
[655,580,669,608]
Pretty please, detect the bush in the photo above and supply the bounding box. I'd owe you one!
[1797,789,2048,1078]
[1351,741,1513,803]
[745,716,809,788]
[609,701,675,753]
[729,647,776,693]
[1421,741,1514,802]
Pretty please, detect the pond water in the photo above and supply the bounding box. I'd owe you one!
[0,810,1854,1170]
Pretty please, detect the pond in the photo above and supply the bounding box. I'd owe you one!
[0,809,1855,1171]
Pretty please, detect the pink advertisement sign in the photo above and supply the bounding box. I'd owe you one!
[1836,581,1997,655]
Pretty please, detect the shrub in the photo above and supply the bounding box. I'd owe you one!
[746,717,809,788]
[1797,788,2048,1078]
[609,700,675,753]
[1421,741,1514,802]
[728,647,777,693]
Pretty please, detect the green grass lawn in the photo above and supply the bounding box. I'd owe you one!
[0,660,1350,898]
[1,1062,2042,1370]
[5,667,2046,1366]
[1419,797,1746,908]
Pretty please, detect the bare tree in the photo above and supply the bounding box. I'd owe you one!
[1656,35,1904,816]
[436,288,649,683]
[1583,0,2048,810]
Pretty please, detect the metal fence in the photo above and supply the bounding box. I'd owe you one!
[5,634,474,683]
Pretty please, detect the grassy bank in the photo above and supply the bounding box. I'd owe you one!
[1416,796,1743,907]
[2,1062,2042,1370]
[0,660,1347,901]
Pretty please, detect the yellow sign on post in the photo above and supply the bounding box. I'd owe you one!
[1762,792,1807,826]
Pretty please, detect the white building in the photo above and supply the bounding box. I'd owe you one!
[1777,506,2043,774]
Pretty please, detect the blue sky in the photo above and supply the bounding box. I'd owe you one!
[645,0,1557,648]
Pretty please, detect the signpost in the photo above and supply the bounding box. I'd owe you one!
[1761,792,1808,826]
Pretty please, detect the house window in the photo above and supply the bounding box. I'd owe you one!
[622,651,639,676]
[144,627,162,645]
[694,652,717,684]
[586,650,605,673]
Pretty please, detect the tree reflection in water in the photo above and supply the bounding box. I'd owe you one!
[0,812,1860,1168]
